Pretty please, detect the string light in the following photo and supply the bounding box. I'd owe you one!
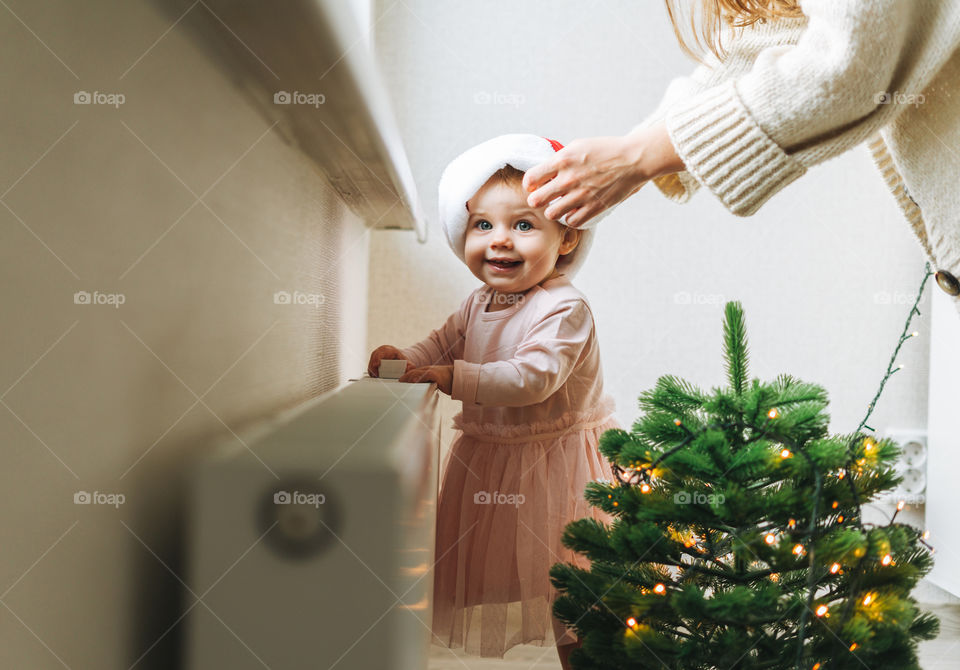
[897,500,905,511]
[849,643,858,651]
[863,593,874,606]
[831,501,839,509]
[765,533,776,545]
[813,663,821,670]
[788,518,796,528]
[674,418,682,426]
[640,483,651,494]
[768,408,780,419]
[830,563,841,574]
[626,617,637,628]
[815,605,829,617]
[793,544,805,556]
[781,449,792,459]
[653,583,666,595]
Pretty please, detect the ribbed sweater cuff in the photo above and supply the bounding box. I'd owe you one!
[664,80,806,216]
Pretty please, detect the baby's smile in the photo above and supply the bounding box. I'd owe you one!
[486,257,523,273]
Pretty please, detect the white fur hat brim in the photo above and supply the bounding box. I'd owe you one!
[437,134,612,279]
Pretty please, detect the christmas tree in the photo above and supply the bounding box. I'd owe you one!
[551,300,939,670]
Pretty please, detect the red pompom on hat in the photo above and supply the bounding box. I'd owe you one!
[437,134,614,279]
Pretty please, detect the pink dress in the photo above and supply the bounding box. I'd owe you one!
[399,274,618,658]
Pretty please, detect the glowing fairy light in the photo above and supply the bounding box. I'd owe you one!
[897,500,905,510]
[653,583,666,595]
[830,563,841,574]
[849,643,858,651]
[793,544,805,556]
[815,605,828,617]
[640,483,651,493]
[626,617,637,628]
[764,533,776,545]
[767,408,780,419]
[781,449,792,459]
[881,554,892,566]
[863,593,874,606]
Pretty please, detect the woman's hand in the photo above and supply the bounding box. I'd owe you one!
[522,121,685,227]
[367,345,415,377]
[398,365,453,395]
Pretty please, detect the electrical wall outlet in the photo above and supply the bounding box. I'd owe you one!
[881,430,927,505]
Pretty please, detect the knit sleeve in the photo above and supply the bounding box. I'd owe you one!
[398,293,472,368]
[664,0,938,216]
[451,299,592,408]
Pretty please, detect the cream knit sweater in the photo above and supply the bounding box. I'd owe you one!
[634,0,960,297]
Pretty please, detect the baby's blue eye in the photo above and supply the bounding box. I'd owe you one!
[516,220,533,231]
[476,220,492,230]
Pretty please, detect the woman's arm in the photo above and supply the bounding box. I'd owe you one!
[658,0,952,216]
[522,122,686,227]
[450,299,592,407]
[528,0,956,222]
[523,48,740,225]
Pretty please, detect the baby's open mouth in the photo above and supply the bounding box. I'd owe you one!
[486,258,522,269]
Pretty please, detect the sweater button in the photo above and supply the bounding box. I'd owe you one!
[936,270,960,296]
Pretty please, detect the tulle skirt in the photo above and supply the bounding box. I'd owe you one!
[430,405,618,658]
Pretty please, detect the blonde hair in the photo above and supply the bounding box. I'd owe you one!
[487,164,526,188]
[665,0,803,64]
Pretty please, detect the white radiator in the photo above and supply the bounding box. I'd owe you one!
[184,378,440,669]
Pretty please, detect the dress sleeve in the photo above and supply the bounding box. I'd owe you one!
[451,299,592,408]
[662,0,937,216]
[398,293,472,368]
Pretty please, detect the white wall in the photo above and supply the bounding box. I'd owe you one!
[369,0,930,517]
[0,0,369,667]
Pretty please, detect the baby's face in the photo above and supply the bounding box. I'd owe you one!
[463,179,579,293]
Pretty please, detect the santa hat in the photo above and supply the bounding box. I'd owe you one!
[437,134,613,279]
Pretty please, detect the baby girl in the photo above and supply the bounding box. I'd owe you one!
[367,134,619,668]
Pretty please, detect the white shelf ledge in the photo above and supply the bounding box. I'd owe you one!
[156,0,426,240]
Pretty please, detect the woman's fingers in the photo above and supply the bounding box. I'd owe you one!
[522,158,560,196]
[566,203,601,228]
[543,189,589,222]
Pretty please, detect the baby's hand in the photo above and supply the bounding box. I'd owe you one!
[367,345,415,377]
[399,365,453,395]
